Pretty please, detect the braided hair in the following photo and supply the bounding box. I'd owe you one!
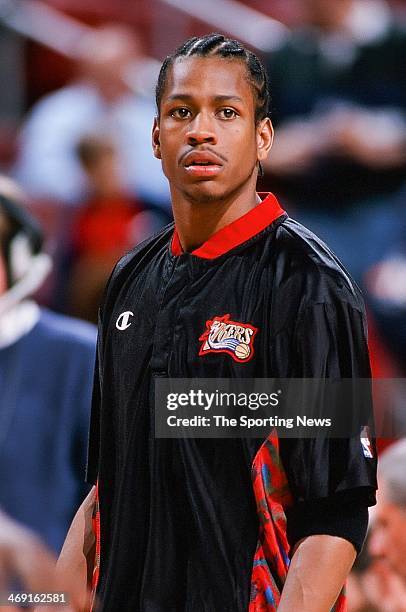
[155,33,270,124]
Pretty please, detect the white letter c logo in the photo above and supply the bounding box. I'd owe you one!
[116,311,134,331]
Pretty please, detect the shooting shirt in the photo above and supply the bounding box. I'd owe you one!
[87,193,377,611]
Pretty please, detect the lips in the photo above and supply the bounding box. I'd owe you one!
[182,150,224,178]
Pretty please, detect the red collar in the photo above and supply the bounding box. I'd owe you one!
[171,192,285,259]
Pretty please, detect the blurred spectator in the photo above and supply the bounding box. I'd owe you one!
[365,187,406,370]
[348,528,406,612]
[364,439,406,611]
[263,0,406,280]
[0,508,87,611]
[66,133,161,323]
[13,23,170,213]
[369,256,406,365]
[361,186,406,443]
[0,176,96,554]
[347,440,406,611]
[369,439,406,578]
[346,539,380,612]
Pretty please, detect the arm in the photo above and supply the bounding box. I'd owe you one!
[277,296,376,609]
[278,535,355,611]
[55,486,96,610]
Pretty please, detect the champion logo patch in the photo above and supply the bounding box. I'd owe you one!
[116,311,134,330]
[199,314,258,363]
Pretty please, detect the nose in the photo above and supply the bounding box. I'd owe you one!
[186,112,217,146]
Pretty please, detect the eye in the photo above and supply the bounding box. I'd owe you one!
[171,107,192,119]
[217,108,238,120]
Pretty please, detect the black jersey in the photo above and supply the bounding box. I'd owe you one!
[87,193,376,611]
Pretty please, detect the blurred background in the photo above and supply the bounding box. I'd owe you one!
[0,0,405,609]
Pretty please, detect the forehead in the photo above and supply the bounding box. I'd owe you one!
[163,56,254,108]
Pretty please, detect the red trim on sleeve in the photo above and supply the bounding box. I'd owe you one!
[171,192,285,259]
[90,481,101,611]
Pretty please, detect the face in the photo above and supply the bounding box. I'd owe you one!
[79,27,139,102]
[153,56,273,205]
[369,480,406,579]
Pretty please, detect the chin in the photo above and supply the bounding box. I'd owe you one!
[183,181,248,205]
[182,183,224,204]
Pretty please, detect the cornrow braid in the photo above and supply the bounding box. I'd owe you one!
[155,33,270,124]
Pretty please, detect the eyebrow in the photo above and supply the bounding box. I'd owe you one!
[165,94,244,103]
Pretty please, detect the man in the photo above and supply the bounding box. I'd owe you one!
[0,177,96,554]
[65,34,377,610]
[13,24,170,213]
[344,439,406,612]
[263,0,406,281]
[369,439,406,579]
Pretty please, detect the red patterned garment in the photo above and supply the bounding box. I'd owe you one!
[250,432,347,611]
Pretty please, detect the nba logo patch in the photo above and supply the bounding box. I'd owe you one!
[360,426,374,458]
[198,314,258,363]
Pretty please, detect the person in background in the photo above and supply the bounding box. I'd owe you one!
[365,184,406,372]
[66,133,163,323]
[263,0,406,281]
[0,505,95,611]
[346,539,380,612]
[0,176,96,554]
[13,24,170,215]
[369,439,406,578]
[362,439,406,612]
[346,440,406,612]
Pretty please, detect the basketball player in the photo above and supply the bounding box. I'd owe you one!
[60,34,377,611]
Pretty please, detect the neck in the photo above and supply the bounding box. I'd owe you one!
[171,182,261,253]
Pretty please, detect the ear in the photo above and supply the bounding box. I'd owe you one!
[152,117,161,160]
[256,117,274,163]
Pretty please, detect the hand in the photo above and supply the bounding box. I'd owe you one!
[264,119,330,174]
[0,510,87,611]
[362,561,406,612]
[0,510,58,593]
[326,108,406,168]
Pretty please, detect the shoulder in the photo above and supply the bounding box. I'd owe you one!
[273,217,365,313]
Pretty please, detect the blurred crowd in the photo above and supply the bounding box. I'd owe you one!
[347,440,406,612]
[0,0,405,609]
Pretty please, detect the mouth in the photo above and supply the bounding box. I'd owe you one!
[182,151,224,178]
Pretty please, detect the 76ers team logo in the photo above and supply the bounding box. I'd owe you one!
[199,314,258,363]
